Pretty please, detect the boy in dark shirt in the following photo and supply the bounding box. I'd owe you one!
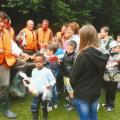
[62,40,77,111]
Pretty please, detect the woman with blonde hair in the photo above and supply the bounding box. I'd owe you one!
[70,24,109,120]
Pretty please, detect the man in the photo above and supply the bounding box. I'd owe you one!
[99,26,113,50]
[4,16,15,40]
[16,20,37,55]
[37,19,53,52]
[0,11,29,119]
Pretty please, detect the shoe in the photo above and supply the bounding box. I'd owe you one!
[53,104,58,109]
[66,105,74,111]
[64,103,70,107]
[107,107,113,112]
[3,109,17,119]
[102,103,107,107]
[47,106,52,112]
[65,96,69,101]
[42,117,47,120]
[32,111,38,120]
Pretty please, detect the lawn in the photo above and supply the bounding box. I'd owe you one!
[0,91,120,120]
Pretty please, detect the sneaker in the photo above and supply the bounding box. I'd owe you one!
[65,96,69,101]
[3,109,17,119]
[102,103,107,107]
[107,107,113,112]
[97,103,100,111]
[53,104,58,109]
[47,106,52,112]
[64,103,70,107]
[66,105,74,111]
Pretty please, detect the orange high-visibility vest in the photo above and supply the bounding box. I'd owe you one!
[0,29,16,67]
[21,28,37,51]
[37,28,52,45]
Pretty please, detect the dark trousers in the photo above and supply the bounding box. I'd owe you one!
[0,87,9,112]
[104,81,118,107]
[31,94,48,117]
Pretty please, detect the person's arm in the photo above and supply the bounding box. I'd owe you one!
[47,69,56,87]
[11,40,22,56]
[11,40,29,59]
[49,30,53,44]
[70,54,85,88]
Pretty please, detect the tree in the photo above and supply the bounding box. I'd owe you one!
[1,0,120,34]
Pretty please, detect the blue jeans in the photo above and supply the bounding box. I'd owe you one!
[72,99,98,120]
[31,94,48,116]
[49,84,58,106]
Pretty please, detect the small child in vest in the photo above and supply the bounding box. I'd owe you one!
[116,33,120,89]
[103,40,120,112]
[61,40,77,111]
[45,44,60,111]
[30,53,56,120]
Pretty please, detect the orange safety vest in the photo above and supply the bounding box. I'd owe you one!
[0,29,16,67]
[37,28,52,45]
[21,28,37,51]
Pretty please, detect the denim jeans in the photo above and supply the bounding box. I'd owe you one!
[31,94,48,116]
[72,99,98,120]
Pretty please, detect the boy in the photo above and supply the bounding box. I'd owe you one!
[116,33,120,89]
[99,26,113,50]
[103,40,120,112]
[45,44,59,110]
[30,53,56,120]
[61,40,77,111]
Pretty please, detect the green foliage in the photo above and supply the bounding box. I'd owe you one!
[1,0,120,33]
[2,0,43,14]
[51,0,77,29]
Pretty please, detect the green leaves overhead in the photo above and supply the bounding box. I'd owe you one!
[1,0,120,33]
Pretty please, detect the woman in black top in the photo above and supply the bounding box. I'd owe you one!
[70,24,109,120]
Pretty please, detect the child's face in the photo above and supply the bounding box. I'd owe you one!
[100,29,107,38]
[67,45,74,54]
[34,56,44,70]
[117,36,120,42]
[112,46,120,53]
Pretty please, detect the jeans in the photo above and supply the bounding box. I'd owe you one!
[31,94,48,116]
[72,99,98,120]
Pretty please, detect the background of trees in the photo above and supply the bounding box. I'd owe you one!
[0,0,120,36]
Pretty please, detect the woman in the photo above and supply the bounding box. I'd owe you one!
[70,24,109,120]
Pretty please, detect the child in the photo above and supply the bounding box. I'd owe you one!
[30,53,56,120]
[103,40,120,112]
[116,33,120,89]
[61,40,77,111]
[45,44,60,110]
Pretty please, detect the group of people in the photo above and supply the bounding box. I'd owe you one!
[0,10,120,120]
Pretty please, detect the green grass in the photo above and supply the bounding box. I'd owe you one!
[0,91,120,120]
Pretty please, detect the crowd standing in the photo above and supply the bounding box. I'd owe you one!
[0,11,120,120]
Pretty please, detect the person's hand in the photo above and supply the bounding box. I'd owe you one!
[58,59,62,64]
[29,54,35,60]
[20,53,30,60]
[69,93,74,99]
[46,85,52,90]
[0,49,4,54]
